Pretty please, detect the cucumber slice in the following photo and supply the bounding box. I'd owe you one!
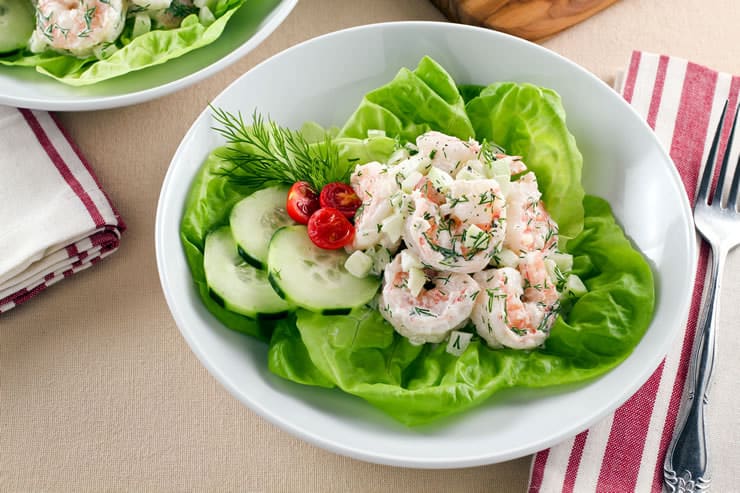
[204,226,292,319]
[230,186,294,269]
[0,0,35,54]
[267,225,380,313]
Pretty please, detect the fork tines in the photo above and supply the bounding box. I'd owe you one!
[697,101,740,209]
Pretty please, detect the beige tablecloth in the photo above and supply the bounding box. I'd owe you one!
[3,1,739,491]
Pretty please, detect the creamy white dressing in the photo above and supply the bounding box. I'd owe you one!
[348,130,573,351]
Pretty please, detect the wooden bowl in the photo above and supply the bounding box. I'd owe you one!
[430,0,619,41]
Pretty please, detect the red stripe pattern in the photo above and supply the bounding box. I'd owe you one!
[529,51,739,492]
[645,54,669,129]
[19,109,106,227]
[528,449,549,492]
[596,366,663,491]
[0,109,124,314]
[563,431,588,493]
[621,51,641,104]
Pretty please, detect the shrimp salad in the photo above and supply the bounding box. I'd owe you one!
[181,56,656,425]
[345,131,581,351]
[0,0,243,84]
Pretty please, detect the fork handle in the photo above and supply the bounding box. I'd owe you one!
[664,245,727,492]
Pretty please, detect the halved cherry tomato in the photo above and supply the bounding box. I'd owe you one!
[319,182,362,220]
[286,181,320,224]
[307,207,355,250]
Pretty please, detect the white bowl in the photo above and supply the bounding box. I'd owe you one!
[0,0,296,111]
[155,21,696,468]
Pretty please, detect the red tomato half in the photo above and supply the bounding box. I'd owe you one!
[286,181,320,224]
[307,208,355,250]
[319,182,362,220]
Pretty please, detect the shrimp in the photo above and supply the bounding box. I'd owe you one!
[30,0,126,58]
[518,251,559,307]
[379,254,479,345]
[403,178,507,273]
[471,251,560,350]
[504,172,558,254]
[507,156,527,175]
[350,161,402,251]
[416,131,480,176]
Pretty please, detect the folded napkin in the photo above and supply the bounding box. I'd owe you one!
[0,107,125,314]
[528,52,739,492]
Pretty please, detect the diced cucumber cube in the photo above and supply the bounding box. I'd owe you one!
[565,274,588,297]
[456,166,485,181]
[400,250,423,272]
[544,258,557,281]
[549,252,573,272]
[371,247,391,275]
[491,158,511,177]
[401,170,423,192]
[389,191,405,210]
[388,148,410,166]
[427,166,454,190]
[493,248,519,268]
[345,250,373,278]
[464,224,487,249]
[407,267,426,298]
[494,175,510,196]
[132,13,151,38]
[446,330,473,356]
[396,154,431,177]
[199,6,215,25]
[381,213,403,243]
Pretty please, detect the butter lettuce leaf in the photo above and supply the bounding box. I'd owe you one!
[180,148,271,339]
[273,195,654,425]
[0,0,243,86]
[180,57,655,426]
[180,133,397,338]
[268,315,335,388]
[466,82,585,242]
[339,56,475,142]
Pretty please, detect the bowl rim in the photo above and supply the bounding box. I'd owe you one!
[155,20,698,468]
[0,0,298,111]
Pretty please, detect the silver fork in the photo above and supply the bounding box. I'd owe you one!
[664,101,740,493]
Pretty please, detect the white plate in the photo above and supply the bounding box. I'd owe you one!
[0,0,296,111]
[155,22,696,468]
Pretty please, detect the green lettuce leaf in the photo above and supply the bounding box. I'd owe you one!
[268,315,335,388]
[0,1,243,86]
[180,147,272,339]
[273,195,654,425]
[458,84,485,104]
[180,133,397,338]
[180,57,655,426]
[466,82,585,242]
[339,56,475,142]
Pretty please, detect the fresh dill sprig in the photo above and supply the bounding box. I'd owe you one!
[210,106,346,193]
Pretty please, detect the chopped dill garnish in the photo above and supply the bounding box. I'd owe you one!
[166,0,199,18]
[210,107,346,193]
[478,140,507,163]
[412,307,437,317]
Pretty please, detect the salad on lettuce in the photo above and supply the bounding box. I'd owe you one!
[0,0,244,85]
[179,56,655,425]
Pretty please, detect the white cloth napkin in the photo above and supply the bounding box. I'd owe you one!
[0,106,125,314]
[528,51,739,492]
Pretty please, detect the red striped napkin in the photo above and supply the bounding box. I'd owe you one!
[528,52,739,492]
[0,107,125,314]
